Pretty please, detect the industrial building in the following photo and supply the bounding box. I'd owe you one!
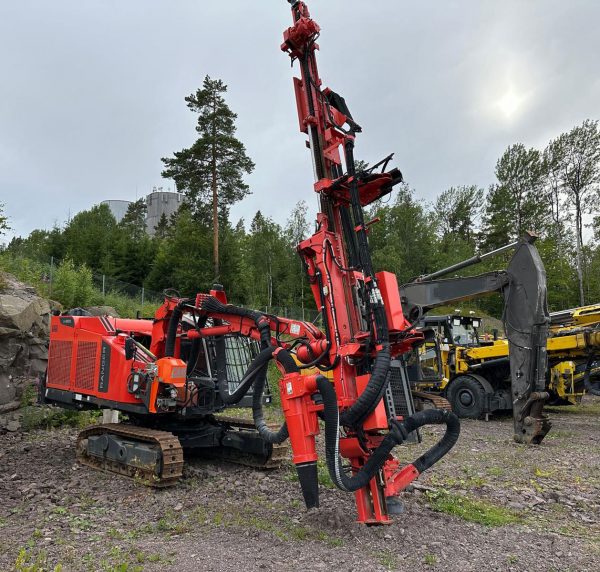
[101,188,183,235]
[145,188,183,236]
[101,199,133,224]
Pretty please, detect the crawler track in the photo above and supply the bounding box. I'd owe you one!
[77,418,289,486]
[76,424,184,487]
[411,391,453,411]
[213,415,289,469]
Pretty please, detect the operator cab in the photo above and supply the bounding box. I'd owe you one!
[422,315,482,347]
[406,315,485,388]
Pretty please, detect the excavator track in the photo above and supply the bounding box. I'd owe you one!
[411,391,453,411]
[214,415,289,469]
[76,424,184,487]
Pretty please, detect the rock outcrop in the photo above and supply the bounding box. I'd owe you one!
[0,272,53,411]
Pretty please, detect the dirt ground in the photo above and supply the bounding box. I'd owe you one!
[1,399,599,572]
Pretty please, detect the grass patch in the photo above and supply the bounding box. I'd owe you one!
[425,490,522,527]
[14,547,63,572]
[376,549,398,570]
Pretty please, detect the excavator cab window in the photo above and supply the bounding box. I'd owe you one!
[450,316,480,347]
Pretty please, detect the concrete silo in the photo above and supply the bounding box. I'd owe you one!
[145,188,183,235]
[101,200,133,223]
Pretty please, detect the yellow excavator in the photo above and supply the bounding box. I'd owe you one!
[409,304,600,418]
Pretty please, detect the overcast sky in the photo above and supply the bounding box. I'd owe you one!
[1,0,599,242]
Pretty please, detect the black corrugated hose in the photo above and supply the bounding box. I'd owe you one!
[201,297,290,442]
[316,375,460,492]
[165,300,193,357]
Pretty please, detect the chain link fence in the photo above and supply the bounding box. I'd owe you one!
[1,253,319,322]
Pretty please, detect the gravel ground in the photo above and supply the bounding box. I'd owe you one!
[1,399,599,572]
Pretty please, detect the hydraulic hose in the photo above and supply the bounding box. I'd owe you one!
[339,343,390,428]
[165,301,190,357]
[201,296,271,347]
[316,375,460,492]
[199,296,289,441]
[325,139,391,429]
[252,356,289,444]
[215,346,276,405]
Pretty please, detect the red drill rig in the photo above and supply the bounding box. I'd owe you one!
[42,0,470,525]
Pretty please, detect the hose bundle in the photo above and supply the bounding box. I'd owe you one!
[316,375,460,492]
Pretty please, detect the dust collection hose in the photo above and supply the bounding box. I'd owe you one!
[316,375,460,492]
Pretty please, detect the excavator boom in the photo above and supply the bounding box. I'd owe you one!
[400,232,551,444]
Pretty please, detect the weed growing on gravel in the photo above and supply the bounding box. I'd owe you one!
[533,466,554,478]
[376,549,398,570]
[424,553,437,566]
[14,547,62,572]
[486,466,504,477]
[425,490,522,526]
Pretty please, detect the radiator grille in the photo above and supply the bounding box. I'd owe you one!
[48,340,73,388]
[75,341,97,391]
[384,359,421,443]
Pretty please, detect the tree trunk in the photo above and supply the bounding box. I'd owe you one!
[575,197,585,306]
[212,97,219,280]
[212,164,219,280]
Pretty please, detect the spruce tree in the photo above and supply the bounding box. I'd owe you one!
[161,76,255,280]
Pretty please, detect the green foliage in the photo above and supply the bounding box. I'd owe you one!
[3,117,599,319]
[369,185,437,283]
[20,405,101,431]
[482,143,548,249]
[14,547,62,572]
[62,204,118,273]
[425,489,522,526]
[545,119,600,305]
[52,259,94,308]
[147,207,212,294]
[0,203,9,236]
[434,185,483,245]
[162,75,255,278]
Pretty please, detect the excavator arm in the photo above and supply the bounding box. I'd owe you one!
[399,231,551,444]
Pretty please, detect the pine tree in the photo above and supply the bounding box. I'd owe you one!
[161,76,255,281]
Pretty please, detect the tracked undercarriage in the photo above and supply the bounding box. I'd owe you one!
[412,391,453,411]
[76,416,289,487]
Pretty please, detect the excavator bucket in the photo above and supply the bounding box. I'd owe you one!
[504,232,551,444]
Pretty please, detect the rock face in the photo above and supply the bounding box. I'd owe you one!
[0,272,52,408]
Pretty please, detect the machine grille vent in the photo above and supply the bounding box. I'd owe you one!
[75,341,97,391]
[48,340,73,388]
[384,359,421,444]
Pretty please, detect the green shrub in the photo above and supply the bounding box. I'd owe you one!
[21,405,101,431]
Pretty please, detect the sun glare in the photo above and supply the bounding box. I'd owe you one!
[496,88,524,120]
